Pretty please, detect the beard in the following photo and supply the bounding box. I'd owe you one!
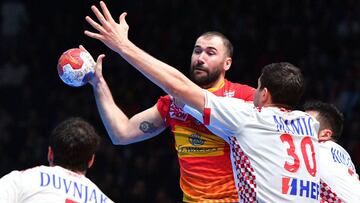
[189,64,222,87]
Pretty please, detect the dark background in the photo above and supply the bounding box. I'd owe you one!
[1,0,359,202]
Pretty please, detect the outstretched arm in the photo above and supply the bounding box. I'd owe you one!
[85,47,166,145]
[84,1,205,112]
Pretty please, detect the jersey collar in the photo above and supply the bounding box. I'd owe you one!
[207,79,225,92]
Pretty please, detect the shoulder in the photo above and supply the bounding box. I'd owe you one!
[156,95,172,117]
[320,141,349,154]
[0,167,33,185]
[224,79,255,100]
[157,94,171,101]
[0,170,21,180]
[225,79,254,90]
[3,166,45,177]
[206,91,254,113]
[156,95,171,105]
[319,141,353,163]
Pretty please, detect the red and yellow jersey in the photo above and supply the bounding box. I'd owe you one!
[157,79,255,202]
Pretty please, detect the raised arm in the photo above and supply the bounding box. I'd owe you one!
[84,1,205,111]
[88,50,166,145]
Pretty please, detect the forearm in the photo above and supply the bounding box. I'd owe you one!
[92,78,165,144]
[115,40,205,111]
[92,78,133,144]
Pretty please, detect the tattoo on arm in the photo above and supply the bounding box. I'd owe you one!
[139,121,157,133]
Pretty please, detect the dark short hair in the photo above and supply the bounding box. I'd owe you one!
[303,101,344,141]
[259,62,304,109]
[49,117,101,171]
[199,31,233,58]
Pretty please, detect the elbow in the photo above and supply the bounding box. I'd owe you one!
[166,81,190,99]
[109,133,133,145]
[166,79,203,110]
[111,139,132,146]
[158,72,189,97]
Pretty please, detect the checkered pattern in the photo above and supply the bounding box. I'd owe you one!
[320,181,342,203]
[229,136,257,202]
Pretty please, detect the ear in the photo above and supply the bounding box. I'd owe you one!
[223,57,232,71]
[47,146,54,166]
[318,129,332,141]
[261,87,272,105]
[87,154,95,169]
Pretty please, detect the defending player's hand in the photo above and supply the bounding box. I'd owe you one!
[84,1,129,54]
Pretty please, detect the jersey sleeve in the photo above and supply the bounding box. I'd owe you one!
[184,90,253,140]
[156,95,171,126]
[0,171,21,203]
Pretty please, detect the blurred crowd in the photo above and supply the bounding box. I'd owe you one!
[0,0,359,202]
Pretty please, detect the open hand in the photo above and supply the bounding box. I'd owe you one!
[84,1,129,53]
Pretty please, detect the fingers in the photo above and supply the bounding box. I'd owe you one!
[84,29,105,41]
[79,45,88,52]
[85,16,107,35]
[85,2,130,52]
[99,1,115,23]
[91,5,109,28]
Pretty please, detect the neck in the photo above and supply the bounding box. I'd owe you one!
[70,169,87,176]
[264,103,293,110]
[55,165,87,175]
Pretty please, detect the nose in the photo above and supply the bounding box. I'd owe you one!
[197,52,206,64]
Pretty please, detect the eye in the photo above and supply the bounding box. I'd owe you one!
[207,51,216,56]
[193,48,202,54]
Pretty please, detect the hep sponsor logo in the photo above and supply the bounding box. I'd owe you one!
[169,102,188,121]
[282,176,319,200]
[188,134,205,146]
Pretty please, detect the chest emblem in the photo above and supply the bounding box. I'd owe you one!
[188,134,205,146]
[169,102,188,121]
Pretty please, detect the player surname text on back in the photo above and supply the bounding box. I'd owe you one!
[40,171,110,203]
[273,115,317,137]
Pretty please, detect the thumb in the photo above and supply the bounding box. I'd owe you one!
[95,54,105,72]
[89,54,106,86]
[97,54,106,62]
[119,12,129,28]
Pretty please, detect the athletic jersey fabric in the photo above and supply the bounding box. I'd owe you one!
[318,140,360,202]
[157,79,255,202]
[0,165,114,203]
[184,91,321,202]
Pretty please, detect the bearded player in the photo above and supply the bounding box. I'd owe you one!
[87,26,254,202]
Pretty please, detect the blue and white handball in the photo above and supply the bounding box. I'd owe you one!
[57,48,96,87]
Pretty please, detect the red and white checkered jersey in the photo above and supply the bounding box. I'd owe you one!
[0,165,114,203]
[184,91,321,202]
[318,140,360,202]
